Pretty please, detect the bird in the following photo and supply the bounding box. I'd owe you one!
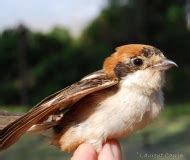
[0,44,177,153]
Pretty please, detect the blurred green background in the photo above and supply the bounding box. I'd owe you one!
[0,0,190,159]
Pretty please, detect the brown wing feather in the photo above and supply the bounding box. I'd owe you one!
[0,73,118,150]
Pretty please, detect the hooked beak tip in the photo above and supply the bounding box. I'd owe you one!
[167,60,178,68]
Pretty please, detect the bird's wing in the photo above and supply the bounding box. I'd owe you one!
[0,71,118,150]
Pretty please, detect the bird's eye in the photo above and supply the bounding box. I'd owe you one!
[133,58,143,66]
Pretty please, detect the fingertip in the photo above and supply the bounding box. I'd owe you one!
[98,140,122,160]
[71,143,97,160]
[109,140,122,160]
[98,142,113,160]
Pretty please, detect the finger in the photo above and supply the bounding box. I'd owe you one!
[109,140,122,160]
[71,143,97,160]
[98,140,122,160]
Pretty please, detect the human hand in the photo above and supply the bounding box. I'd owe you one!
[71,140,122,160]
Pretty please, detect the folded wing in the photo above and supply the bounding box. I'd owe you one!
[0,71,118,150]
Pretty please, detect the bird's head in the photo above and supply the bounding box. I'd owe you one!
[103,44,177,90]
[103,44,177,78]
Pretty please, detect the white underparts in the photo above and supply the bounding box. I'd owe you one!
[59,69,164,152]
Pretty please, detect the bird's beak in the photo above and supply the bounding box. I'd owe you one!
[152,59,178,70]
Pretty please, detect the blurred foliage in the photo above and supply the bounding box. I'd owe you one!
[0,0,190,106]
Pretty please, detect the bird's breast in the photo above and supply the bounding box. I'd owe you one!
[84,85,163,139]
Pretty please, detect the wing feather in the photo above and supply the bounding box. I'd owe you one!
[0,72,118,150]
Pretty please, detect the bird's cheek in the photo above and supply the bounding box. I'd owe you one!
[114,62,131,78]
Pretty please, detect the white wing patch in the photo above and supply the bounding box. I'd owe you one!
[82,70,105,80]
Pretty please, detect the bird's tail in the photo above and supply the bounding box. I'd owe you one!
[0,112,23,131]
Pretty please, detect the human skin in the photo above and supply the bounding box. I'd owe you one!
[71,140,122,160]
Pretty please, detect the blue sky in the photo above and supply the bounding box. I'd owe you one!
[0,0,107,35]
